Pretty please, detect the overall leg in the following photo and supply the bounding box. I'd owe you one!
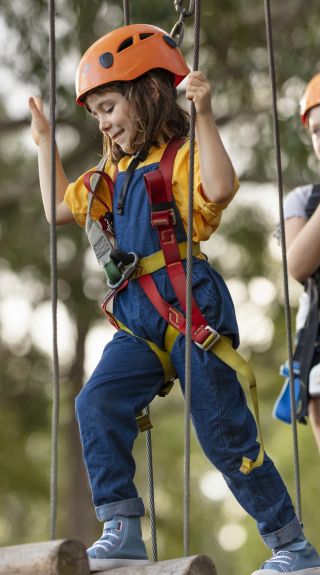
[172,336,320,573]
[75,329,165,519]
[171,335,299,545]
[76,330,166,570]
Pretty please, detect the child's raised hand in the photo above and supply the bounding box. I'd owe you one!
[185,71,212,117]
[29,96,50,146]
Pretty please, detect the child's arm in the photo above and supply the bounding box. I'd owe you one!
[185,71,235,204]
[286,207,320,282]
[29,96,74,225]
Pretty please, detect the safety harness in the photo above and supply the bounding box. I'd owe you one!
[275,184,320,424]
[84,138,265,475]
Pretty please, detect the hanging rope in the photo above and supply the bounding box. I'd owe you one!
[263,0,302,521]
[145,406,158,562]
[122,0,130,25]
[48,0,60,540]
[184,0,201,557]
[120,0,159,559]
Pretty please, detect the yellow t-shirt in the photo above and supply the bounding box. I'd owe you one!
[64,140,239,242]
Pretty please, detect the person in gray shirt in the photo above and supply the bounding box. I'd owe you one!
[276,73,320,452]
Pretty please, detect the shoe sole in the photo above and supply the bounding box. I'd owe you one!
[252,568,320,575]
[89,558,150,571]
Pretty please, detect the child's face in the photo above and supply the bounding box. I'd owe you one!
[308,105,320,161]
[86,90,133,154]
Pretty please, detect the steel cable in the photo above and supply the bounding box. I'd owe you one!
[145,407,158,562]
[263,0,301,520]
[123,0,130,25]
[120,0,158,560]
[184,0,201,557]
[48,0,60,539]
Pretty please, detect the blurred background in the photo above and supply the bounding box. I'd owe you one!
[0,0,320,573]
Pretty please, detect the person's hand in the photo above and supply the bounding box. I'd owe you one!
[185,71,212,117]
[29,96,50,146]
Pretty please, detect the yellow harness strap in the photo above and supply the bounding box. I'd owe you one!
[113,317,175,433]
[114,315,264,473]
[164,324,265,475]
[111,318,264,473]
[105,239,264,473]
[131,241,204,279]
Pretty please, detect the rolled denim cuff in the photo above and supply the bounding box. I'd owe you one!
[262,516,303,549]
[95,497,145,521]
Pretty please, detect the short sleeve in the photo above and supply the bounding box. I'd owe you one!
[274,185,312,242]
[283,185,313,221]
[172,141,239,242]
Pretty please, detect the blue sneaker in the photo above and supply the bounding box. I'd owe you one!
[87,516,149,571]
[252,537,320,575]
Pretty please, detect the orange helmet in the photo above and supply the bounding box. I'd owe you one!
[75,23,190,105]
[300,73,320,125]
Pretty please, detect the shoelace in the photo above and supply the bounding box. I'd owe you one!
[267,550,293,568]
[91,520,122,552]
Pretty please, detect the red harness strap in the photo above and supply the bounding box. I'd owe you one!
[139,137,219,351]
[83,170,115,207]
[83,169,117,234]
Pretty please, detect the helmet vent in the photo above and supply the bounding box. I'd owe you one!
[117,37,134,52]
[139,33,154,40]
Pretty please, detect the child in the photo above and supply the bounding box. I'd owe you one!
[29,24,320,574]
[274,73,320,451]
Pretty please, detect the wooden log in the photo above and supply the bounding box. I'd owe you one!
[0,539,89,575]
[99,555,217,575]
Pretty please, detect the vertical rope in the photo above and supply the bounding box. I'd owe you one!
[145,407,158,562]
[122,0,130,25]
[121,0,158,558]
[184,0,201,557]
[122,0,159,557]
[263,0,302,521]
[48,0,60,540]
[121,0,159,560]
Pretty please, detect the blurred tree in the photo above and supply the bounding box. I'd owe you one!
[0,1,320,573]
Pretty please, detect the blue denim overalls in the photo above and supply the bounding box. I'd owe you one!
[75,150,301,549]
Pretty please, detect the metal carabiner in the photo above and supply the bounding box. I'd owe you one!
[170,17,185,49]
[174,0,195,17]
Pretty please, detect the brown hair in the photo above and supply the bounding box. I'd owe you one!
[87,69,190,163]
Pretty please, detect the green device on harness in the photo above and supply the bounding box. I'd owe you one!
[84,158,140,291]
[106,249,140,289]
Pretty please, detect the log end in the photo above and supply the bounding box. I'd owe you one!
[54,539,89,575]
[0,539,89,575]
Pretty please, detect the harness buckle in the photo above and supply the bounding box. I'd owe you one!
[151,208,176,227]
[195,325,220,351]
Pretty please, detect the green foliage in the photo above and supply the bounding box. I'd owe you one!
[1,1,320,572]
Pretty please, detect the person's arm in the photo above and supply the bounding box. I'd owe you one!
[286,204,320,282]
[185,71,235,204]
[29,96,74,225]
